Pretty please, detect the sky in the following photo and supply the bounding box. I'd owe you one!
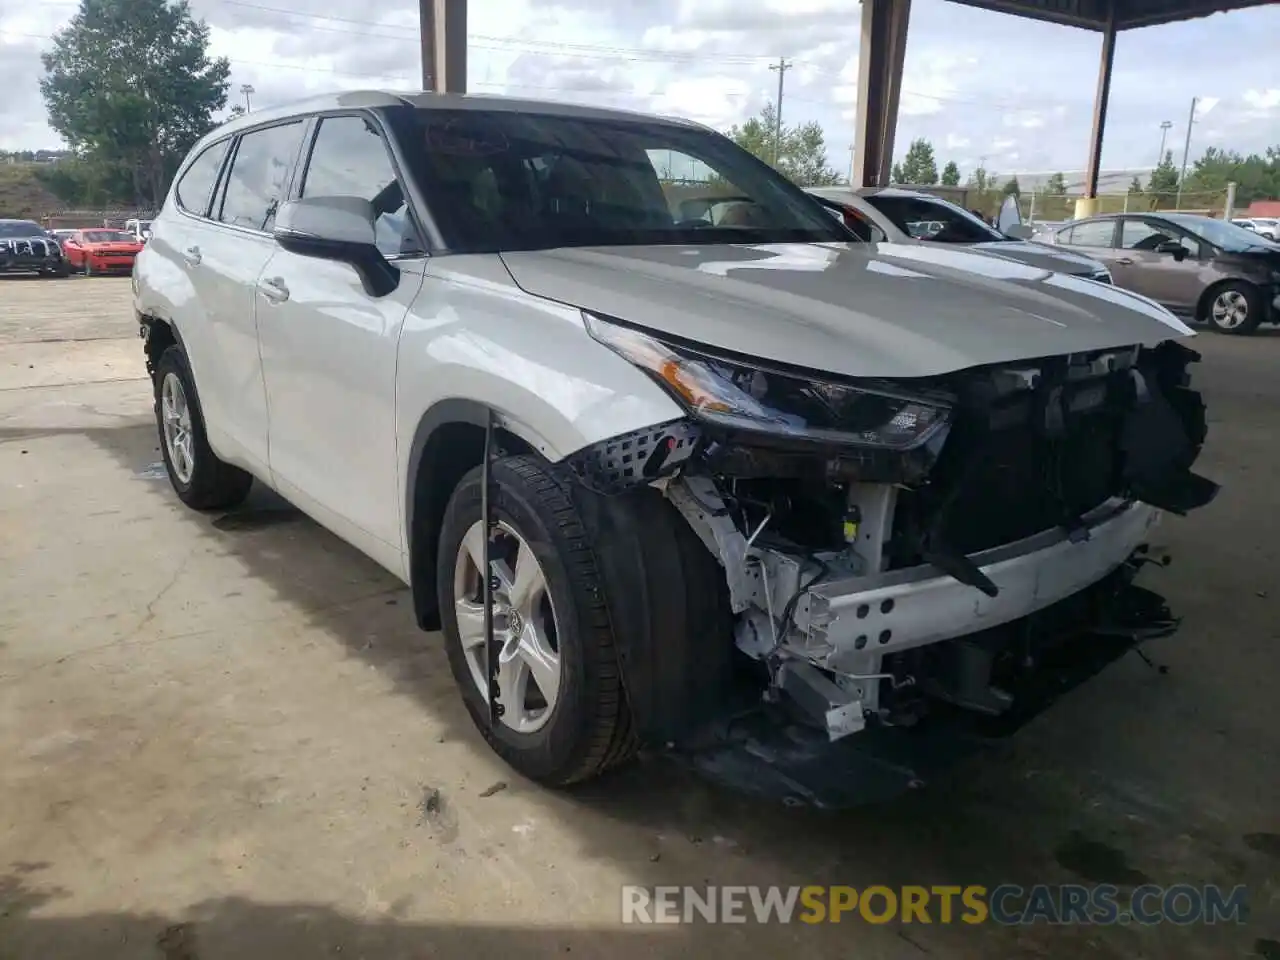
[1,0,1278,180]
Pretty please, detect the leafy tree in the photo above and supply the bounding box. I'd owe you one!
[1128,175,1144,195]
[41,0,231,208]
[940,161,960,186]
[1002,175,1021,197]
[1045,171,1069,196]
[891,162,905,183]
[1148,150,1179,197]
[726,103,842,186]
[1183,145,1280,206]
[898,138,938,185]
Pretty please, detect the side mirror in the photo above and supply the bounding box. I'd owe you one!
[1004,224,1034,240]
[273,197,400,297]
[1154,238,1186,260]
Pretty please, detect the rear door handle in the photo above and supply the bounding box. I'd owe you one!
[183,246,202,267]
[259,276,290,303]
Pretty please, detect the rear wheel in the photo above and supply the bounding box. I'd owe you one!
[437,456,635,786]
[153,345,253,510]
[1205,281,1262,335]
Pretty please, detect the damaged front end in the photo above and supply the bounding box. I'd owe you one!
[566,315,1218,806]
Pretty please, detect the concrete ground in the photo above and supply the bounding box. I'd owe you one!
[1,274,1277,960]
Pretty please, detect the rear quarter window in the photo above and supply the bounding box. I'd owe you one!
[176,139,231,217]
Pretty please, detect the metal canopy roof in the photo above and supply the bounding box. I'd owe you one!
[944,0,1275,30]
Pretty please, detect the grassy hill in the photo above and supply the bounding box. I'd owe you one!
[0,163,66,220]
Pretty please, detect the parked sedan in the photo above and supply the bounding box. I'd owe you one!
[809,186,1114,282]
[1043,214,1280,334]
[61,228,146,275]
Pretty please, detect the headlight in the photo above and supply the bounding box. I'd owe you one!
[584,313,950,449]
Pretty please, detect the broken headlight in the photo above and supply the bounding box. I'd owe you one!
[585,313,950,449]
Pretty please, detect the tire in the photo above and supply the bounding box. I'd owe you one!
[152,345,253,510]
[436,455,635,786]
[47,263,69,278]
[1204,281,1262,335]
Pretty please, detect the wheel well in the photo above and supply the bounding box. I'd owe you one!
[408,417,535,631]
[1196,278,1257,322]
[141,316,177,381]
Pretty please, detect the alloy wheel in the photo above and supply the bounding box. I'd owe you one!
[160,372,196,484]
[1212,290,1250,330]
[453,519,562,734]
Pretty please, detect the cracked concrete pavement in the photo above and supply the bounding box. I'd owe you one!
[1,275,1278,959]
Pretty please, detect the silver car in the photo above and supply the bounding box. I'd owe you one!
[134,90,1217,803]
[809,186,1115,283]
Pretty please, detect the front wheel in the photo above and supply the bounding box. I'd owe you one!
[152,345,253,510]
[436,456,635,786]
[1205,281,1263,335]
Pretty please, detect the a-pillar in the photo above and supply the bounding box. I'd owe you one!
[420,0,468,94]
[852,0,912,187]
[1075,0,1117,219]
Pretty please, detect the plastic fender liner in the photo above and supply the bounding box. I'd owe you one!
[564,471,734,745]
[563,419,702,495]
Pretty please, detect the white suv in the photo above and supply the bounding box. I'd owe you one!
[134,91,1217,802]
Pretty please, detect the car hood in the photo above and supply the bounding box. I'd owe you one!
[961,239,1105,275]
[500,241,1192,380]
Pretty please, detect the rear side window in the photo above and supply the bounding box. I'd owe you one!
[300,115,421,257]
[218,121,307,232]
[175,140,229,216]
[1061,220,1115,248]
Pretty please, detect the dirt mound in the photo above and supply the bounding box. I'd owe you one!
[0,164,66,220]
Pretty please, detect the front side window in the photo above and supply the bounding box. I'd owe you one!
[218,121,307,232]
[397,108,848,253]
[175,140,229,216]
[1066,219,1116,248]
[1120,219,1173,251]
[300,115,420,258]
[0,221,45,238]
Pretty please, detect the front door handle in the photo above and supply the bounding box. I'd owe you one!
[1113,257,1134,265]
[259,276,290,303]
[183,245,202,267]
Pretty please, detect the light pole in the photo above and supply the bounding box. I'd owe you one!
[240,83,255,112]
[1175,98,1196,209]
[1157,119,1172,166]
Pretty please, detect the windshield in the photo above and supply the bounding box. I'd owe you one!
[0,221,46,239]
[1162,214,1278,252]
[82,230,135,243]
[861,193,1004,243]
[399,109,850,253]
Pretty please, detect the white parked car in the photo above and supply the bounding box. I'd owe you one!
[1232,217,1279,241]
[133,91,1217,802]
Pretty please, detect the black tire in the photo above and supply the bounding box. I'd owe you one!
[153,345,253,510]
[1204,281,1263,335]
[436,455,635,786]
[47,263,69,278]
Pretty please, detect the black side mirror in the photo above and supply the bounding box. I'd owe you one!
[1154,238,1187,260]
[273,197,400,298]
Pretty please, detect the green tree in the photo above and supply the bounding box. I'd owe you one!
[898,138,938,185]
[1045,171,1069,196]
[41,0,231,208]
[725,103,842,186]
[1148,150,1179,199]
[1002,175,1021,197]
[967,164,991,192]
[1128,175,1144,195]
[891,162,905,183]
[940,160,960,186]
[1183,146,1280,206]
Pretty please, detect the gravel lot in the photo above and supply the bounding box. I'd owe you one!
[1,274,1277,959]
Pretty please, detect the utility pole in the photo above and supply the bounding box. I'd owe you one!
[240,83,255,112]
[1157,119,1172,167]
[769,58,792,167]
[1175,97,1196,209]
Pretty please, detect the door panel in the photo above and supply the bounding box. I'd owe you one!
[1115,219,1207,314]
[256,252,425,549]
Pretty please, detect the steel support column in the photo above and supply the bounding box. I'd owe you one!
[420,0,467,94]
[1079,0,1117,211]
[853,0,912,187]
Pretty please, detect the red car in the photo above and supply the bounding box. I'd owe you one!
[61,228,145,275]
